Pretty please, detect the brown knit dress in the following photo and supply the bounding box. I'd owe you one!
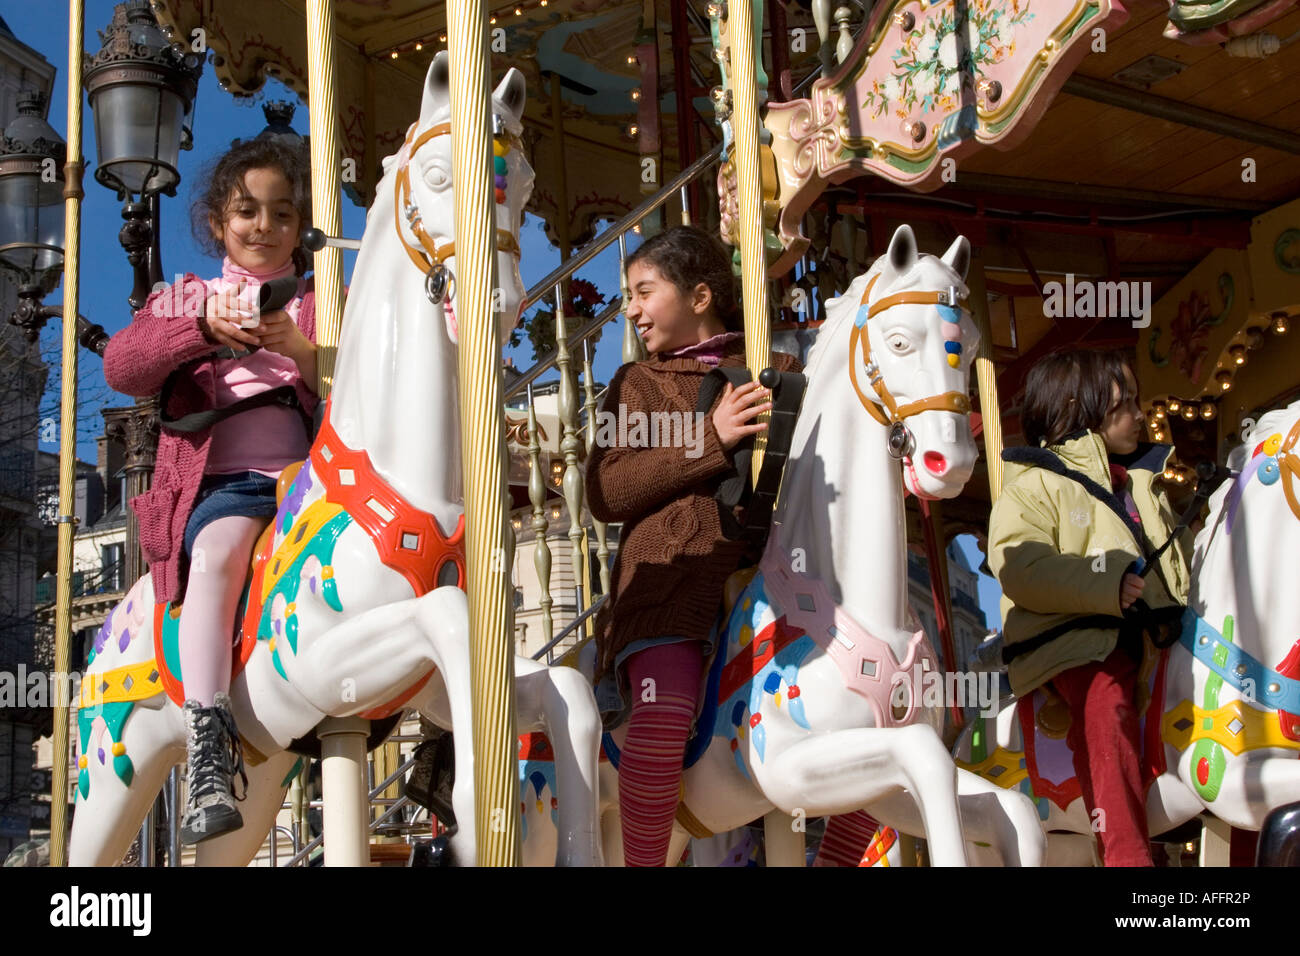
[585,336,802,723]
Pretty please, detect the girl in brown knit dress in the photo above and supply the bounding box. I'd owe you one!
[586,226,801,865]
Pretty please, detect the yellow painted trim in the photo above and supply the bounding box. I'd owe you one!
[261,498,345,603]
[1162,698,1300,756]
[79,660,165,708]
[955,748,1028,790]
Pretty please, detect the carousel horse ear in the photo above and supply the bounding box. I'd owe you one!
[421,51,451,124]
[493,68,527,127]
[940,235,971,282]
[885,224,918,276]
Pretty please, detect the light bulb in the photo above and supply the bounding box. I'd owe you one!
[1274,314,1289,334]
[1201,404,1216,420]
[1216,371,1233,392]
[1182,404,1196,420]
[1167,399,1181,413]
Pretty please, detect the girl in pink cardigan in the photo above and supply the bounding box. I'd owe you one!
[103,138,320,845]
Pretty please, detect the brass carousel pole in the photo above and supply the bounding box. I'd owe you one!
[304,0,369,867]
[968,251,1003,501]
[727,0,770,485]
[447,0,521,865]
[728,0,801,866]
[50,0,86,870]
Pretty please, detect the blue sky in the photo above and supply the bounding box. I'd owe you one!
[6,2,1006,631]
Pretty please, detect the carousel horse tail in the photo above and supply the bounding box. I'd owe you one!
[813,810,881,867]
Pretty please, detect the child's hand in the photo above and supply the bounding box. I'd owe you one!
[713,381,773,450]
[256,310,318,384]
[202,281,260,350]
[1119,572,1146,610]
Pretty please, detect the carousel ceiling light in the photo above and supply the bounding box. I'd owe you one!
[1216,371,1233,392]
[391,50,399,58]
[1274,314,1289,334]
[627,55,637,65]
[1229,344,1247,365]
[516,6,524,14]
[440,34,448,42]
[630,88,641,101]
[415,42,423,50]
[628,124,639,137]
[1167,399,1181,413]
[1201,404,1216,420]
[1182,404,1197,420]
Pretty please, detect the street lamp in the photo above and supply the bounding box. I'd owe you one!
[85,0,202,310]
[0,89,109,353]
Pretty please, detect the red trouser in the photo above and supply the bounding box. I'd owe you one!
[1050,637,1153,867]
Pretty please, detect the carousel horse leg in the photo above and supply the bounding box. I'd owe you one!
[511,658,603,866]
[951,768,1046,866]
[68,702,183,867]
[194,750,299,866]
[756,723,970,866]
[280,586,479,864]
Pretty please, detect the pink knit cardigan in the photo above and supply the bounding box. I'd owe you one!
[102,273,321,603]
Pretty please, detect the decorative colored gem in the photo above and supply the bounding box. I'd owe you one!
[946,354,960,368]
[494,188,506,203]
[111,742,126,757]
[494,174,508,189]
[1264,433,1283,456]
[1259,458,1280,485]
[78,755,87,768]
[749,712,762,728]
[493,139,509,157]
[788,685,801,699]
[493,155,507,175]
[730,738,739,751]
[944,340,961,355]
[1196,756,1209,786]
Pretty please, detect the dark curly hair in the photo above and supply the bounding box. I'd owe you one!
[1021,348,1136,447]
[191,137,313,275]
[624,225,742,332]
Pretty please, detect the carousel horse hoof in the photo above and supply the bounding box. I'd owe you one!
[1257,801,1300,866]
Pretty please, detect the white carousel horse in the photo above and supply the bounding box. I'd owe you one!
[69,53,603,867]
[955,397,1300,865]
[521,225,1046,866]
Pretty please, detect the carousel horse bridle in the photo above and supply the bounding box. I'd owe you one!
[849,272,973,459]
[1279,416,1300,523]
[394,116,523,304]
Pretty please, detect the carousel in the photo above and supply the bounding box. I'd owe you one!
[27,0,1300,867]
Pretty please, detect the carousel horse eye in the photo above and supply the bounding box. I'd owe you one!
[422,164,451,189]
[886,333,910,354]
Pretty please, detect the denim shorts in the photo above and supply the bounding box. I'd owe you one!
[594,633,715,731]
[182,470,280,560]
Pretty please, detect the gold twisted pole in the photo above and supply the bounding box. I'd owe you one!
[51,0,86,869]
[968,250,1003,501]
[448,0,520,865]
[553,286,586,640]
[526,383,553,646]
[306,0,344,397]
[619,234,646,365]
[582,339,610,597]
[727,0,771,484]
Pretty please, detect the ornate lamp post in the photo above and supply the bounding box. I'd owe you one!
[0,90,109,352]
[84,0,201,310]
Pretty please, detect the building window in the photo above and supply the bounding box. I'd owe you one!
[102,543,124,592]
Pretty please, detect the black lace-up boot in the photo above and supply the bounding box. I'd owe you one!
[181,692,249,845]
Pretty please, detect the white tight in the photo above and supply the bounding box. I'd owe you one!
[177,514,270,707]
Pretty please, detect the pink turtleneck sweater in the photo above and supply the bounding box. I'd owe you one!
[663,330,743,366]
[203,257,312,477]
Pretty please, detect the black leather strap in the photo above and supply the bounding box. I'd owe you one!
[695,365,807,550]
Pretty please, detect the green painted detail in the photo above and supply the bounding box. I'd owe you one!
[321,567,343,613]
[76,698,138,796]
[271,643,288,682]
[1192,614,1233,801]
[258,509,353,662]
[1275,229,1300,274]
[160,604,183,687]
[884,150,934,175]
[1170,0,1270,33]
[971,715,988,763]
[281,756,304,788]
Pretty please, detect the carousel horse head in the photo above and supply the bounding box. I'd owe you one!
[385,50,534,347]
[846,224,979,499]
[1194,397,1300,646]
